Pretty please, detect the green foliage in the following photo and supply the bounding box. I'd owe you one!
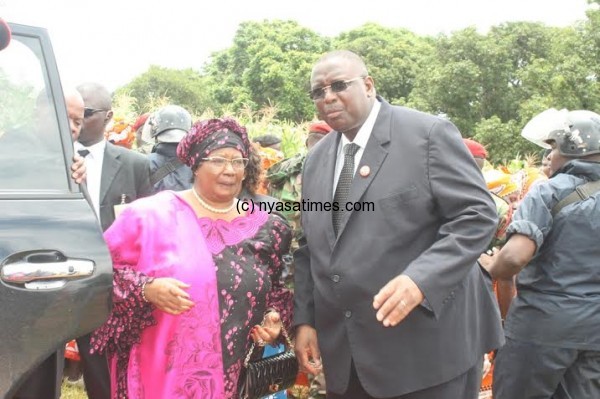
[232,104,306,158]
[205,20,330,122]
[333,23,433,105]
[116,65,213,116]
[116,2,600,163]
[0,70,36,133]
[472,116,539,165]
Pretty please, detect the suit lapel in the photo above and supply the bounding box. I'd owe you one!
[320,133,341,250]
[99,143,122,205]
[335,100,392,240]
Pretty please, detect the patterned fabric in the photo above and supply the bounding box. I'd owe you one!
[91,191,292,399]
[332,143,359,235]
[105,117,135,149]
[485,169,519,199]
[177,118,250,170]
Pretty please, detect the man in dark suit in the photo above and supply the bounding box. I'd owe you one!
[293,50,504,398]
[75,82,152,399]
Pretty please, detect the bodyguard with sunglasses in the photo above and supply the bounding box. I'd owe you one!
[294,50,503,398]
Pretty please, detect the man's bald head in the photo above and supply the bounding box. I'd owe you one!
[64,87,84,141]
[311,50,369,81]
[77,82,112,110]
[76,82,113,146]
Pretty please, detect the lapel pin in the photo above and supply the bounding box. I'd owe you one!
[359,165,370,177]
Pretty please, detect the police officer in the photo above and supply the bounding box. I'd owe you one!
[145,105,193,192]
[482,109,600,399]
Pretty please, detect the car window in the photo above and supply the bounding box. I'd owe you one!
[0,34,68,192]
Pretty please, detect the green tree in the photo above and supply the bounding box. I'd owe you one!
[333,23,433,105]
[472,116,539,165]
[116,65,213,115]
[0,70,36,130]
[205,20,330,122]
[406,27,491,133]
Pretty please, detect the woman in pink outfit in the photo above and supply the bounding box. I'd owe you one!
[91,118,292,398]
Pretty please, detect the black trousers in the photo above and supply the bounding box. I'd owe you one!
[12,348,64,399]
[327,360,483,399]
[77,332,111,399]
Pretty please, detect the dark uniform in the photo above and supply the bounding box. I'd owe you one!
[494,160,600,398]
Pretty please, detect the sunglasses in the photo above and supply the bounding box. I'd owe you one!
[201,156,249,170]
[309,76,365,100]
[84,107,109,118]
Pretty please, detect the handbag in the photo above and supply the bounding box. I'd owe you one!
[238,321,299,399]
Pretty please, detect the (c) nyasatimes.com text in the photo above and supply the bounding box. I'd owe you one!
[236,199,375,214]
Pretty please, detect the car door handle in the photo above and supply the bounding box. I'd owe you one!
[1,259,95,284]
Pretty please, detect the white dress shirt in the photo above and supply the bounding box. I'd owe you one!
[74,140,106,217]
[333,100,381,197]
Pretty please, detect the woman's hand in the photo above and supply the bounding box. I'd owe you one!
[143,277,195,315]
[251,311,282,346]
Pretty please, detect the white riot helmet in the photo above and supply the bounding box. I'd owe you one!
[521,108,569,149]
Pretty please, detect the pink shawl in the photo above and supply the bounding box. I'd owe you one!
[102,191,226,398]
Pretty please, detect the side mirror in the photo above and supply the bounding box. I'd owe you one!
[0,18,11,51]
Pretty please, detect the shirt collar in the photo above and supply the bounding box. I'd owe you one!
[83,139,107,158]
[340,99,381,149]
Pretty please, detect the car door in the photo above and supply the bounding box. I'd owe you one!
[0,23,112,398]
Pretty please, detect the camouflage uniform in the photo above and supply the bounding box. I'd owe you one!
[266,153,305,250]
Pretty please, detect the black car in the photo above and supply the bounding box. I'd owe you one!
[0,21,112,398]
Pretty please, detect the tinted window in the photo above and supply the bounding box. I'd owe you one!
[0,35,68,191]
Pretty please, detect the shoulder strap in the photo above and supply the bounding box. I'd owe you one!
[551,179,600,217]
[150,159,184,186]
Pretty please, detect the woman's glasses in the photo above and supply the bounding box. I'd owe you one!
[84,107,109,118]
[309,76,365,100]
[201,156,249,170]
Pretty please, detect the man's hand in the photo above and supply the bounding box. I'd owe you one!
[143,277,194,315]
[294,325,322,375]
[251,311,283,346]
[478,247,499,273]
[71,154,86,184]
[373,275,424,327]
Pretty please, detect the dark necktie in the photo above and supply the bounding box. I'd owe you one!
[77,149,90,158]
[333,143,360,236]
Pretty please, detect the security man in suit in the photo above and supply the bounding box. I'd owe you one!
[293,50,503,398]
[75,82,152,399]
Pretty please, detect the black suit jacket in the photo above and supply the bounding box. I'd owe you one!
[99,143,152,231]
[294,99,504,397]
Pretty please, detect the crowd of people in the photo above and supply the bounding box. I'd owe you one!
[12,50,600,399]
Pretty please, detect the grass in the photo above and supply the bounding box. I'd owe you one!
[61,382,87,399]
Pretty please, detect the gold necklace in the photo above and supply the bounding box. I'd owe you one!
[191,187,236,214]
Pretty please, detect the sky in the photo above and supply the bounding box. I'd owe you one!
[1,0,595,91]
